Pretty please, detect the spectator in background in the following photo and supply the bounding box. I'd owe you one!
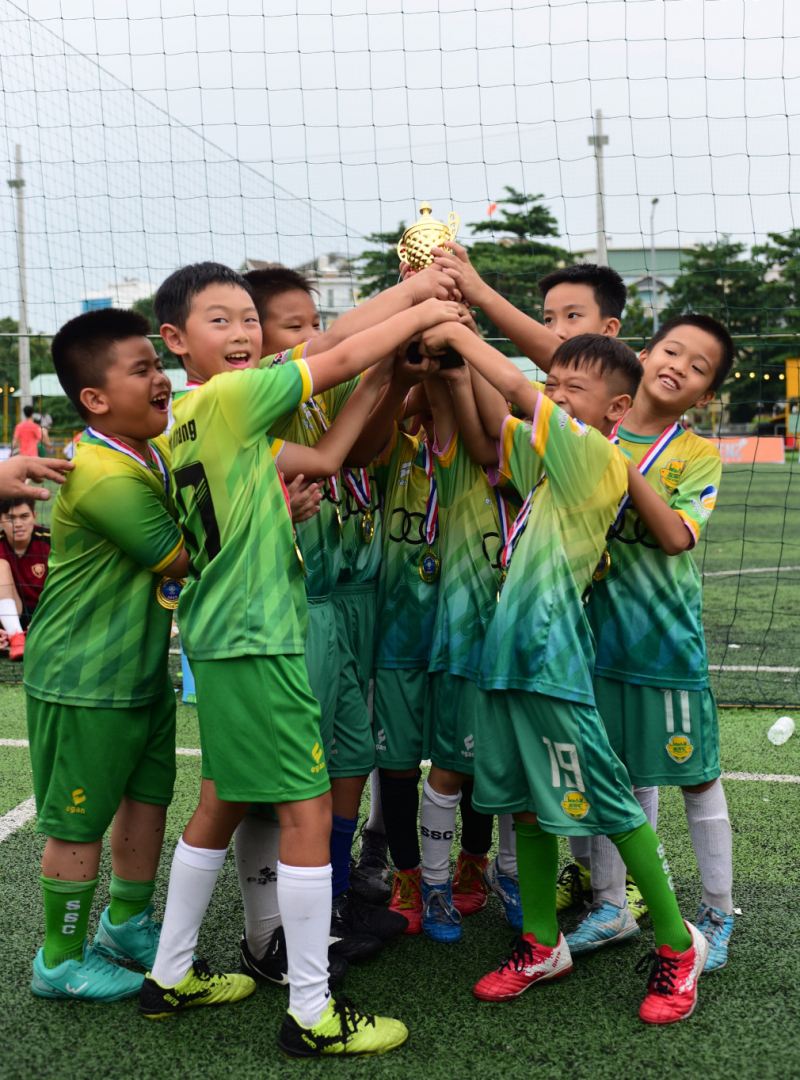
[13,405,50,457]
[0,497,51,660]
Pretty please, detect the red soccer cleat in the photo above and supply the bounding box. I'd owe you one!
[473,932,573,1002]
[389,868,423,935]
[637,921,709,1025]
[452,851,489,917]
[9,631,25,662]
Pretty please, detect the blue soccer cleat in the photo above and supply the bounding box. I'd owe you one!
[421,881,462,943]
[94,904,161,970]
[485,858,523,932]
[565,900,640,955]
[32,944,144,1002]
[695,904,734,972]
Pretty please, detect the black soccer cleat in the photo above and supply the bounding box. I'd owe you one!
[239,926,347,989]
[350,828,392,906]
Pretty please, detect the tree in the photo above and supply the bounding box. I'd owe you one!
[132,295,171,362]
[353,225,407,299]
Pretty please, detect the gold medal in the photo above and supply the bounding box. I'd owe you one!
[294,540,307,576]
[418,548,440,584]
[156,577,184,610]
[335,506,343,533]
[593,548,612,582]
[496,569,507,604]
[361,510,375,545]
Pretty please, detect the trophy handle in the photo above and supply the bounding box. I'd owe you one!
[397,238,407,262]
[447,212,460,242]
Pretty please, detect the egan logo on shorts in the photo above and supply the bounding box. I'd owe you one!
[665,735,694,763]
[65,787,87,815]
[561,791,591,820]
[375,728,386,753]
[461,734,474,759]
[310,742,326,774]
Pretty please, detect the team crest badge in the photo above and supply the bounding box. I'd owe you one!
[32,563,46,578]
[659,459,686,492]
[561,791,590,820]
[666,735,694,763]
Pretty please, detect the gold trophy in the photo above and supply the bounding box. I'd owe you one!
[397,202,460,271]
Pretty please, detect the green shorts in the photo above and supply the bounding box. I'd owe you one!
[305,598,339,753]
[373,667,430,771]
[26,683,176,843]
[428,672,480,776]
[330,582,377,778]
[193,655,330,804]
[472,688,645,837]
[595,676,721,788]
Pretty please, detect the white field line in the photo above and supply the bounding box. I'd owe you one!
[722,770,800,784]
[0,796,36,841]
[710,664,800,674]
[703,565,800,579]
[0,737,200,756]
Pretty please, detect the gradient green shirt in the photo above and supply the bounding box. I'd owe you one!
[171,358,313,660]
[588,425,721,690]
[479,400,627,704]
[24,433,182,707]
[428,433,505,680]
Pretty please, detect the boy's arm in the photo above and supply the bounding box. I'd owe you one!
[424,374,457,449]
[276,361,393,482]
[162,546,190,579]
[305,268,457,355]
[625,451,721,556]
[422,322,540,426]
[432,243,558,371]
[306,299,461,394]
[41,427,51,449]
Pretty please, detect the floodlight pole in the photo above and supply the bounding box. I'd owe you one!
[7,145,31,409]
[650,197,660,333]
[588,110,609,266]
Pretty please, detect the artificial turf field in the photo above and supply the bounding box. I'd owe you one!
[1,691,799,1080]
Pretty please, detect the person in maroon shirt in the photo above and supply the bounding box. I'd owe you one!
[0,497,51,659]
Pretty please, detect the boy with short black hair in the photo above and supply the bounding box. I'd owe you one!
[143,261,457,1056]
[575,314,736,969]
[25,307,188,1002]
[0,495,50,659]
[420,323,709,1025]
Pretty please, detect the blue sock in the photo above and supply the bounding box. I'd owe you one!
[331,814,358,898]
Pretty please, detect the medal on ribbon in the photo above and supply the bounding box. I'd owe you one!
[494,480,542,600]
[343,468,374,544]
[304,399,343,530]
[156,577,184,610]
[418,442,440,584]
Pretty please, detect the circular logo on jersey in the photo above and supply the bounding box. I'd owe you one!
[665,735,694,763]
[156,577,183,610]
[418,548,440,584]
[561,791,590,820]
[32,563,46,578]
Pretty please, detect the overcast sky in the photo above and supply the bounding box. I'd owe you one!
[1,0,799,331]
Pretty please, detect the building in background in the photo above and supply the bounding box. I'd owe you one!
[80,277,155,313]
[245,253,358,325]
[576,246,685,317]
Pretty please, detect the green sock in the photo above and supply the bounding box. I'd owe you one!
[108,874,155,926]
[515,820,559,947]
[611,823,691,952]
[40,875,98,968]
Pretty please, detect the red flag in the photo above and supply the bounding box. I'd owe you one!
[487,202,497,217]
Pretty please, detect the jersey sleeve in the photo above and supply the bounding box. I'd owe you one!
[528,394,615,502]
[77,472,184,573]
[217,361,313,445]
[668,447,722,547]
[494,415,543,496]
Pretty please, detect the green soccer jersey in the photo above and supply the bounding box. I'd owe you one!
[170,357,313,660]
[428,433,505,680]
[373,426,440,669]
[24,433,183,708]
[588,425,721,690]
[338,466,383,585]
[478,400,627,705]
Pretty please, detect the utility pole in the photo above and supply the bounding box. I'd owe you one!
[7,145,31,409]
[588,109,609,266]
[649,197,660,333]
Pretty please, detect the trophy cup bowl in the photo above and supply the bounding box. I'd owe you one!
[397,202,460,271]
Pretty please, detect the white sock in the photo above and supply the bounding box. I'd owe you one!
[420,779,460,885]
[365,768,385,835]
[635,785,659,829]
[590,834,627,908]
[278,861,332,1028]
[496,814,518,878]
[0,599,22,636]
[683,781,734,914]
[150,837,227,987]
[569,835,591,871]
[235,815,281,958]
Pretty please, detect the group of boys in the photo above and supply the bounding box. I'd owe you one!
[22,243,735,1058]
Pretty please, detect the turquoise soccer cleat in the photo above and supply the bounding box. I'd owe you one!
[94,904,161,969]
[31,944,144,1002]
[565,899,640,955]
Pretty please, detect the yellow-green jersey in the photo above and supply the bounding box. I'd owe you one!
[338,466,382,585]
[170,357,313,660]
[479,400,626,705]
[588,425,721,690]
[267,342,357,600]
[24,432,183,708]
[428,433,505,680]
[373,425,439,669]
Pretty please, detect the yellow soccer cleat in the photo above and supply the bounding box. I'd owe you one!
[278,995,409,1057]
[139,959,255,1019]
